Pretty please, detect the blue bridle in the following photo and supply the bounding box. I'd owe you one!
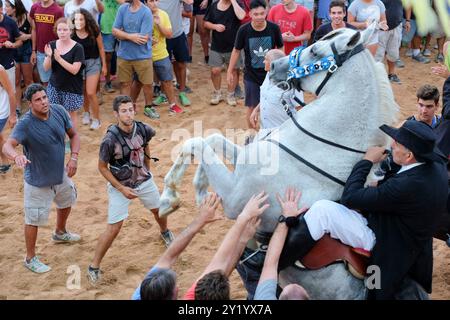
[287,46,337,82]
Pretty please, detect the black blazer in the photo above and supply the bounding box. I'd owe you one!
[435,76,450,156]
[341,159,448,300]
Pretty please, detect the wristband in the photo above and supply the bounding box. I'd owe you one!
[278,215,299,228]
[70,157,78,162]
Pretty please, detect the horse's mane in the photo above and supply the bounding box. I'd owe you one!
[369,60,399,145]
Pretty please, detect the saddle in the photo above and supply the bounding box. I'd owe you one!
[295,234,371,280]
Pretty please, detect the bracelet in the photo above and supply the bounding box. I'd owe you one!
[70,157,78,162]
[405,19,410,22]
[71,152,79,155]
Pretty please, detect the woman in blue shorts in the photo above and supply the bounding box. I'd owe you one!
[72,8,107,130]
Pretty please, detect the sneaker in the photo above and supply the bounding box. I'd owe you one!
[82,112,90,125]
[153,94,168,106]
[435,53,445,63]
[210,90,222,105]
[422,49,432,57]
[52,231,81,243]
[395,59,405,68]
[234,84,244,100]
[176,84,193,94]
[179,92,191,106]
[0,164,11,174]
[160,230,175,247]
[90,119,101,130]
[412,53,431,64]
[24,256,51,273]
[87,265,102,284]
[144,106,160,119]
[405,48,413,57]
[388,74,401,84]
[226,92,237,106]
[103,82,115,93]
[169,104,184,114]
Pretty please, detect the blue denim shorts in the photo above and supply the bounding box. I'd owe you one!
[36,51,52,83]
[0,117,7,132]
[102,33,117,53]
[153,56,173,81]
[14,41,32,64]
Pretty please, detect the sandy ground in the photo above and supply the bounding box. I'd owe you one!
[0,41,449,300]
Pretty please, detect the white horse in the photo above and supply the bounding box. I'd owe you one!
[159,26,402,299]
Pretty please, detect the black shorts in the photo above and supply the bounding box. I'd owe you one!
[193,0,208,15]
[166,33,190,63]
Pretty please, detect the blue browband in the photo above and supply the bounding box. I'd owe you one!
[287,46,337,81]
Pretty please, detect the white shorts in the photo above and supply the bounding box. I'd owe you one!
[375,24,402,62]
[24,173,77,226]
[6,66,15,93]
[304,199,376,251]
[107,178,161,224]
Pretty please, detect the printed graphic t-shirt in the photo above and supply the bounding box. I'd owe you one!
[234,21,283,85]
[29,2,64,53]
[267,4,313,54]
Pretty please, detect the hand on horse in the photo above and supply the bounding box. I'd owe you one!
[363,146,388,164]
[241,216,262,242]
[276,187,308,218]
[198,192,224,225]
[238,191,270,223]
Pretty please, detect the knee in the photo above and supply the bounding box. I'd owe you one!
[308,199,336,217]
[211,68,221,77]
[107,222,123,237]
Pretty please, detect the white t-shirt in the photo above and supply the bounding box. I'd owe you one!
[259,73,303,130]
[0,82,10,120]
[64,0,100,21]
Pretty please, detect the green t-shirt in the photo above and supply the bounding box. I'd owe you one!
[101,0,120,34]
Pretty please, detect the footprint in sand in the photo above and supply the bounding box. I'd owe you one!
[0,227,13,235]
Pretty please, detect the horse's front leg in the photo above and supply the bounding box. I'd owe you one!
[193,134,242,205]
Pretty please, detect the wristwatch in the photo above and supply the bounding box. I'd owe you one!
[278,215,299,228]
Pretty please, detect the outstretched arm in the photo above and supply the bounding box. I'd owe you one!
[199,192,270,278]
[258,188,307,284]
[155,194,223,269]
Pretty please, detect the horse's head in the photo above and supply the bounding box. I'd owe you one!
[269,23,377,95]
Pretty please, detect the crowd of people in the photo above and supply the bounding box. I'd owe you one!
[0,0,449,300]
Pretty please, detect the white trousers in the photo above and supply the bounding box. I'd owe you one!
[304,200,376,251]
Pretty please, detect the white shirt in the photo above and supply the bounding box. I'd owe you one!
[0,80,10,120]
[397,162,424,174]
[64,0,99,21]
[259,73,303,130]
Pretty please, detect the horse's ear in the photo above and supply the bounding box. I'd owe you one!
[346,31,361,48]
[360,21,377,46]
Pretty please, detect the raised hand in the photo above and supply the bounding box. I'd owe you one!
[276,187,307,218]
[238,191,270,222]
[198,192,223,224]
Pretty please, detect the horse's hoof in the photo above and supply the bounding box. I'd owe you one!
[159,201,180,217]
[159,188,181,217]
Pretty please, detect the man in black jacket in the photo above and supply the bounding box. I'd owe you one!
[279,120,448,299]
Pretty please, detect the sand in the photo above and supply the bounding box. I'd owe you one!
[0,42,449,300]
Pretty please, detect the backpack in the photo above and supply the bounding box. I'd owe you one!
[107,121,159,167]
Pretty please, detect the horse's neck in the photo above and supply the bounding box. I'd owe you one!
[297,55,383,150]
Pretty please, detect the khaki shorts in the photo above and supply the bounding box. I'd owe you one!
[107,177,160,224]
[209,50,242,69]
[375,24,402,63]
[24,173,77,226]
[117,57,153,84]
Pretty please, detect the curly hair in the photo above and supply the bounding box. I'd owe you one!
[72,8,99,41]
